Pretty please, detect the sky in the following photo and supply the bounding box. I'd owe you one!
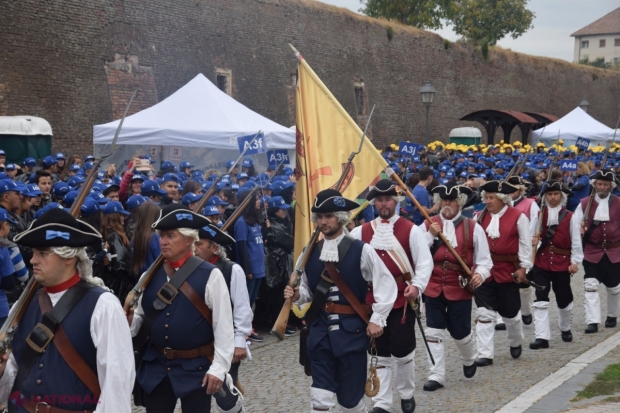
[318,0,619,62]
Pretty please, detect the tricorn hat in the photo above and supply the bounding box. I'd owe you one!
[311,189,358,213]
[507,176,531,187]
[431,182,473,200]
[14,208,102,248]
[152,204,211,230]
[366,179,402,202]
[541,180,571,195]
[590,169,615,182]
[197,223,235,246]
[480,180,519,195]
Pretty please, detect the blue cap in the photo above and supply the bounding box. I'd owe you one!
[96,171,105,180]
[403,197,414,213]
[161,173,179,183]
[0,207,16,224]
[181,192,203,206]
[67,175,85,188]
[62,190,79,207]
[141,180,168,196]
[34,202,65,219]
[131,174,145,182]
[282,167,294,176]
[236,172,249,181]
[0,179,19,194]
[216,181,229,191]
[69,164,80,172]
[54,152,66,160]
[126,195,146,210]
[201,181,213,192]
[85,155,95,161]
[23,157,36,167]
[84,161,94,170]
[241,158,253,168]
[0,150,5,156]
[103,200,130,215]
[230,183,240,191]
[180,161,193,169]
[42,156,57,168]
[192,171,204,180]
[267,196,291,209]
[225,160,237,169]
[4,163,16,171]
[89,192,109,205]
[161,161,175,170]
[208,195,228,206]
[52,182,70,197]
[80,199,100,217]
[203,205,220,216]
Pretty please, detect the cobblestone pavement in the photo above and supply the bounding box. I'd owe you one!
[131,268,620,412]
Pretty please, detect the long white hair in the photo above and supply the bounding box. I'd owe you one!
[480,191,512,205]
[51,246,107,288]
[311,211,351,225]
[157,228,199,252]
[432,193,468,209]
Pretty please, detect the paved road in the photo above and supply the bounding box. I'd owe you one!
[132,267,620,412]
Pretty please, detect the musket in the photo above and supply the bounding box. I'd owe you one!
[389,171,493,311]
[582,115,620,232]
[270,105,376,340]
[0,90,137,353]
[349,200,370,222]
[124,130,263,313]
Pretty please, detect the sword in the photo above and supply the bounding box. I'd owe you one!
[512,273,544,291]
[412,298,435,365]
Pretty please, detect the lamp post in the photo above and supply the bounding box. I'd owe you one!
[579,98,589,112]
[419,81,436,145]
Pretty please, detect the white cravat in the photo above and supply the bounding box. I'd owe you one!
[594,194,610,222]
[441,211,460,247]
[320,238,340,262]
[546,204,562,226]
[370,216,400,251]
[486,205,507,239]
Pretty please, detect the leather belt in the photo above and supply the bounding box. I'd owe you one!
[324,302,372,315]
[155,343,214,360]
[590,240,620,250]
[393,272,412,284]
[21,399,94,413]
[548,246,571,256]
[434,261,463,272]
[491,253,519,263]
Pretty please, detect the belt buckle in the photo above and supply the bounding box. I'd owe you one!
[157,282,179,305]
[325,303,330,312]
[26,323,54,354]
[35,402,49,413]
[163,347,172,358]
[442,261,450,270]
[602,241,607,250]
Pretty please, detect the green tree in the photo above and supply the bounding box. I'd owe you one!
[450,0,535,46]
[360,0,452,30]
[578,57,610,69]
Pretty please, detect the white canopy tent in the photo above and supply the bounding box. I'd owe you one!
[531,107,614,147]
[93,74,295,171]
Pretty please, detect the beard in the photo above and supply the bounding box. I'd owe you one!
[378,207,394,220]
[441,206,455,218]
[597,189,611,199]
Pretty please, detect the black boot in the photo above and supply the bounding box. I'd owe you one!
[561,330,573,342]
[423,380,444,391]
[463,363,477,378]
[585,323,598,334]
[495,323,506,331]
[371,408,390,413]
[605,317,617,328]
[510,345,522,359]
[529,339,549,350]
[522,314,533,325]
[401,396,416,413]
[475,358,493,367]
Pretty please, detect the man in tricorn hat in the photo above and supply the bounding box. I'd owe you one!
[418,182,493,391]
[284,189,397,413]
[574,169,620,334]
[194,223,252,413]
[349,179,432,413]
[0,208,135,412]
[529,180,583,349]
[475,181,532,366]
[129,204,234,413]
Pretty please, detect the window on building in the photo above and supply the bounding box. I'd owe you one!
[614,57,620,66]
[615,38,620,47]
[600,39,606,47]
[581,41,589,49]
[354,82,365,115]
[215,69,232,95]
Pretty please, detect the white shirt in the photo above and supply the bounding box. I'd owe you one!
[513,196,540,237]
[420,211,493,281]
[350,214,433,297]
[295,232,397,327]
[480,205,533,271]
[228,262,254,349]
[131,267,234,381]
[0,291,135,413]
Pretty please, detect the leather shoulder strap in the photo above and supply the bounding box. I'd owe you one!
[462,218,471,261]
[430,215,465,256]
[323,261,370,324]
[179,282,213,325]
[538,209,570,253]
[336,235,355,269]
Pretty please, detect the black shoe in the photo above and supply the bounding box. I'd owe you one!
[284,326,297,337]
[605,316,617,328]
[529,339,549,350]
[585,323,598,334]
[401,396,416,413]
[561,330,573,342]
[463,363,477,378]
[371,408,390,413]
[423,380,444,391]
[475,357,493,367]
[522,314,533,325]
[495,323,506,331]
[510,345,522,359]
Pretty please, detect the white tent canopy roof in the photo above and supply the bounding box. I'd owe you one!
[93,74,295,149]
[531,107,613,142]
[0,116,52,136]
[449,127,482,138]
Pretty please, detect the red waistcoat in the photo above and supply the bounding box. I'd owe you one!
[361,217,414,309]
[580,195,620,264]
[423,215,475,301]
[513,197,534,220]
[534,207,573,272]
[479,206,522,284]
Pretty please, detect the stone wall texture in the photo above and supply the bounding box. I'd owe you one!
[1,0,620,155]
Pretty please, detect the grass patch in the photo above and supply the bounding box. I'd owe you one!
[572,364,620,401]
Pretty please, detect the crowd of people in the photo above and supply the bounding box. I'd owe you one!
[0,136,618,412]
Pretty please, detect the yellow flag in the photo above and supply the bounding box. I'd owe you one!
[292,45,388,262]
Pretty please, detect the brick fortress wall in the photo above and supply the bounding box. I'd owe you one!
[1,0,619,155]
